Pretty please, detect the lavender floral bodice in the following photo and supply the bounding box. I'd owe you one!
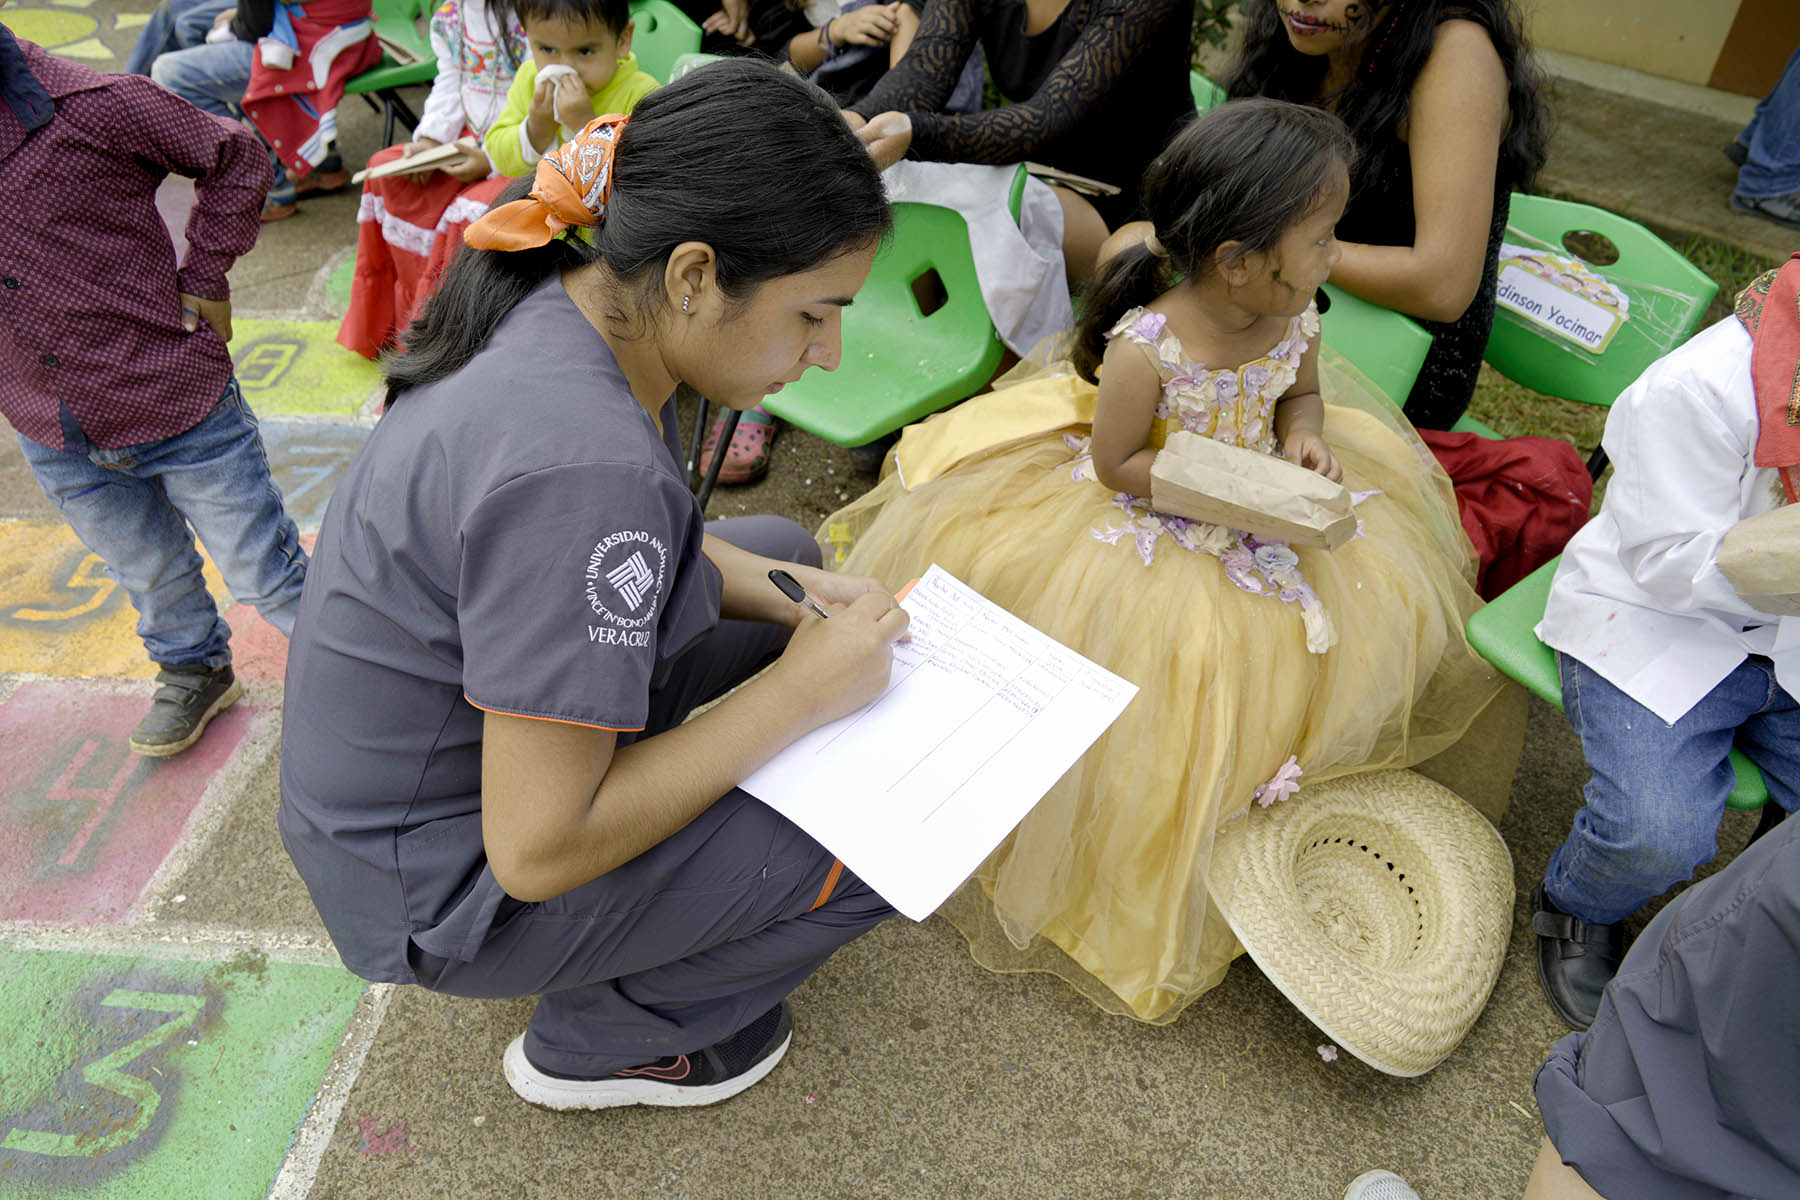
[1062,301,1353,656]
[1108,303,1321,455]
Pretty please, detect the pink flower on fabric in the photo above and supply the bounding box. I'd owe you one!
[1350,489,1384,505]
[1213,374,1239,404]
[1181,409,1213,435]
[1128,311,1167,342]
[1253,755,1303,807]
[1242,363,1271,396]
[1316,1044,1339,1063]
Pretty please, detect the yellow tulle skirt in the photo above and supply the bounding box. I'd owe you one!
[817,351,1504,1023]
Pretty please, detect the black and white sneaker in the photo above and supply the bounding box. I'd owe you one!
[503,1002,793,1110]
[128,664,242,757]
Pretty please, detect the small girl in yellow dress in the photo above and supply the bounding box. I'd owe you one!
[820,99,1503,1023]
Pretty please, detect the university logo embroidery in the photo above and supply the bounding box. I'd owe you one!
[584,530,669,640]
[606,551,654,611]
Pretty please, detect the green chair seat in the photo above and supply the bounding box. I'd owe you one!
[1465,558,1769,811]
[1449,413,1500,439]
[762,202,1006,447]
[628,0,702,84]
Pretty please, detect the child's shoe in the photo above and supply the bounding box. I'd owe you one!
[261,169,297,221]
[698,405,779,485]
[129,664,243,757]
[1343,1171,1422,1200]
[502,1001,792,1110]
[1730,189,1800,230]
[293,150,351,196]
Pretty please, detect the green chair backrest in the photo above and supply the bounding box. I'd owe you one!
[1317,282,1431,409]
[1464,557,1769,810]
[628,0,702,85]
[367,0,432,65]
[762,202,1006,447]
[1483,193,1718,408]
[1190,70,1226,112]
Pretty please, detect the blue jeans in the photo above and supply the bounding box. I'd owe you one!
[1545,652,1800,925]
[148,36,253,121]
[125,0,234,76]
[17,380,308,670]
[1736,44,1800,199]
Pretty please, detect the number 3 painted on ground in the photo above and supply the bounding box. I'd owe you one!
[2,989,206,1159]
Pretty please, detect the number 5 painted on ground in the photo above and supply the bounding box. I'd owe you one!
[7,552,117,623]
[2,989,206,1159]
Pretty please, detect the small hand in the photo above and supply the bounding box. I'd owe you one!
[440,136,491,182]
[1284,431,1342,483]
[701,0,755,45]
[552,73,592,135]
[855,110,912,170]
[401,134,441,155]
[210,7,237,32]
[832,4,901,46]
[179,293,233,342]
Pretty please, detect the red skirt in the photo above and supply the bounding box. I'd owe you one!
[336,152,509,359]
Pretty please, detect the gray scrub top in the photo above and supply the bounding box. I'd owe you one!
[278,276,722,984]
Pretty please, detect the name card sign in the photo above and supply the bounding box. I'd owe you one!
[1495,242,1631,354]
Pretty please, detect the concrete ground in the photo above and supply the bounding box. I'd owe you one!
[0,9,1788,1199]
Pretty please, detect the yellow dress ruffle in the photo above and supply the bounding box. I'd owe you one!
[817,307,1503,1023]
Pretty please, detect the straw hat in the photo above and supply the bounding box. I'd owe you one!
[1208,769,1512,1077]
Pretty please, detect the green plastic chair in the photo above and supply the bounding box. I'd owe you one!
[1483,193,1718,476]
[627,0,702,85]
[1318,282,1431,406]
[760,202,1007,447]
[668,51,725,81]
[344,0,437,146]
[1465,558,1772,821]
[1190,70,1226,112]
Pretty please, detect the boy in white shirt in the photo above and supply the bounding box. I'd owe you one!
[1531,259,1800,1030]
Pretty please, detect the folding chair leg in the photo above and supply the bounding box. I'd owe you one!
[695,407,740,512]
[1748,799,1788,845]
[379,91,422,145]
[1585,445,1609,479]
[686,392,709,485]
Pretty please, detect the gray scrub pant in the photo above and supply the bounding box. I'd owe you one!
[408,515,896,1076]
[1534,810,1799,1199]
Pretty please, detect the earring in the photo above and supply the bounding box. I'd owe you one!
[682,296,691,313]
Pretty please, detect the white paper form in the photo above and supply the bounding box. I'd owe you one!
[739,565,1138,921]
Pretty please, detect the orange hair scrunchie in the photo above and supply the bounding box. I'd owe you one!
[464,113,629,252]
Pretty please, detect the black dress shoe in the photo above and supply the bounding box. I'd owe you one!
[1531,883,1624,1030]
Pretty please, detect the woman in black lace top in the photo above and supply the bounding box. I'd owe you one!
[846,0,1196,231]
[1226,0,1547,429]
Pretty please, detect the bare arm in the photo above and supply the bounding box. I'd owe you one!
[1272,336,1341,481]
[482,590,909,900]
[1328,20,1508,324]
[1089,336,1164,496]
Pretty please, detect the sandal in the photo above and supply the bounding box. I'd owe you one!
[699,405,778,485]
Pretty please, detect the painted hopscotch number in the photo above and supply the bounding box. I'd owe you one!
[2,989,206,1160]
[4,550,119,624]
[45,734,155,868]
[234,340,301,391]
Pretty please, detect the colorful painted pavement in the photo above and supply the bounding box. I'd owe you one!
[0,12,385,1191]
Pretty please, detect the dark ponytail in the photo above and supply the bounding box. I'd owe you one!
[1070,98,1356,382]
[385,60,892,401]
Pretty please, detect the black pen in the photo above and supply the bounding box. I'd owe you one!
[769,568,832,620]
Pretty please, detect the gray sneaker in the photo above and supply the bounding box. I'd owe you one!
[1731,190,1800,230]
[129,665,242,757]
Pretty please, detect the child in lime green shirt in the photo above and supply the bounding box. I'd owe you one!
[483,0,657,178]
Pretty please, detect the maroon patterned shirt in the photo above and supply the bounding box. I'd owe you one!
[0,37,269,450]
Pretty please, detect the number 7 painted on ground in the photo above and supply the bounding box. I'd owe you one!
[2,989,207,1159]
